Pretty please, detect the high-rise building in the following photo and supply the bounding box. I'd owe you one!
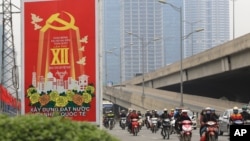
[103,0,121,84]
[103,0,230,83]
[183,0,230,57]
[161,0,182,65]
[120,0,164,81]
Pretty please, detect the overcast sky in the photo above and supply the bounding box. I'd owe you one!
[7,0,250,65]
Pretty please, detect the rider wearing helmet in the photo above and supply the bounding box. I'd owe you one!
[119,109,127,127]
[175,109,192,134]
[161,108,172,119]
[128,109,139,133]
[230,106,243,123]
[240,105,250,121]
[174,107,183,134]
[170,109,175,117]
[211,108,219,120]
[160,108,172,135]
[200,107,218,141]
[144,110,152,127]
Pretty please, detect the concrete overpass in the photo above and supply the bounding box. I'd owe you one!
[122,33,250,103]
[103,85,246,113]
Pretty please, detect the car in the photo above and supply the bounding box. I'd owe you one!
[218,108,242,135]
[186,110,197,130]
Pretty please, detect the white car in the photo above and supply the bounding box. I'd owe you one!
[186,110,197,130]
[218,108,243,135]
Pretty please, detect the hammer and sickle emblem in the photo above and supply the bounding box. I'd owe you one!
[41,12,77,31]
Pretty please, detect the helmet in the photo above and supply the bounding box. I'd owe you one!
[128,108,132,112]
[211,108,215,113]
[171,109,174,112]
[205,107,211,114]
[242,105,248,111]
[181,110,188,116]
[233,106,239,114]
[163,108,168,112]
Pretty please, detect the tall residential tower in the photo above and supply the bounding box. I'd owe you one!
[120,0,165,81]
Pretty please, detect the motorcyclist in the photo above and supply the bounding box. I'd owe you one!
[160,108,172,135]
[175,110,192,135]
[103,110,115,127]
[200,107,218,141]
[170,109,175,118]
[161,108,172,119]
[211,108,219,120]
[150,110,161,129]
[174,107,182,133]
[240,105,250,121]
[119,109,127,127]
[137,110,142,116]
[126,108,133,127]
[230,106,243,124]
[199,108,206,137]
[174,107,182,119]
[144,110,152,128]
[128,109,139,133]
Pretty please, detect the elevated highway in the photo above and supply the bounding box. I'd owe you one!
[122,33,250,103]
[103,85,245,113]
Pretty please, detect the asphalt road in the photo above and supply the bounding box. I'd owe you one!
[105,123,229,141]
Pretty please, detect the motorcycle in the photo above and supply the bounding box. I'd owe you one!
[131,118,140,136]
[138,116,144,129]
[151,117,159,133]
[205,121,218,141]
[120,117,127,130]
[244,119,250,125]
[170,117,176,134]
[161,118,171,139]
[107,117,115,130]
[145,116,151,129]
[231,119,244,125]
[179,120,192,141]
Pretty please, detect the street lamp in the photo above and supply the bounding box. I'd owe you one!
[231,0,237,40]
[104,48,118,86]
[183,28,204,40]
[158,0,184,107]
[158,0,204,107]
[184,20,203,55]
[126,31,161,98]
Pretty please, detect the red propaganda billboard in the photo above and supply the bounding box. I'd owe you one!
[22,0,98,122]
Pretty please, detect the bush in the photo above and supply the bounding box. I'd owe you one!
[0,114,119,141]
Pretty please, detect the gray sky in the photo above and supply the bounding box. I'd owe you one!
[7,0,250,66]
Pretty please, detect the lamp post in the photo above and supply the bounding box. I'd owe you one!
[158,0,184,107]
[231,0,237,40]
[184,20,203,55]
[159,0,204,107]
[104,48,118,86]
[126,32,161,98]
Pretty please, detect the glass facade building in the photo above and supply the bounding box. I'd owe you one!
[103,0,121,84]
[120,0,164,81]
[183,0,230,58]
[103,0,230,83]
